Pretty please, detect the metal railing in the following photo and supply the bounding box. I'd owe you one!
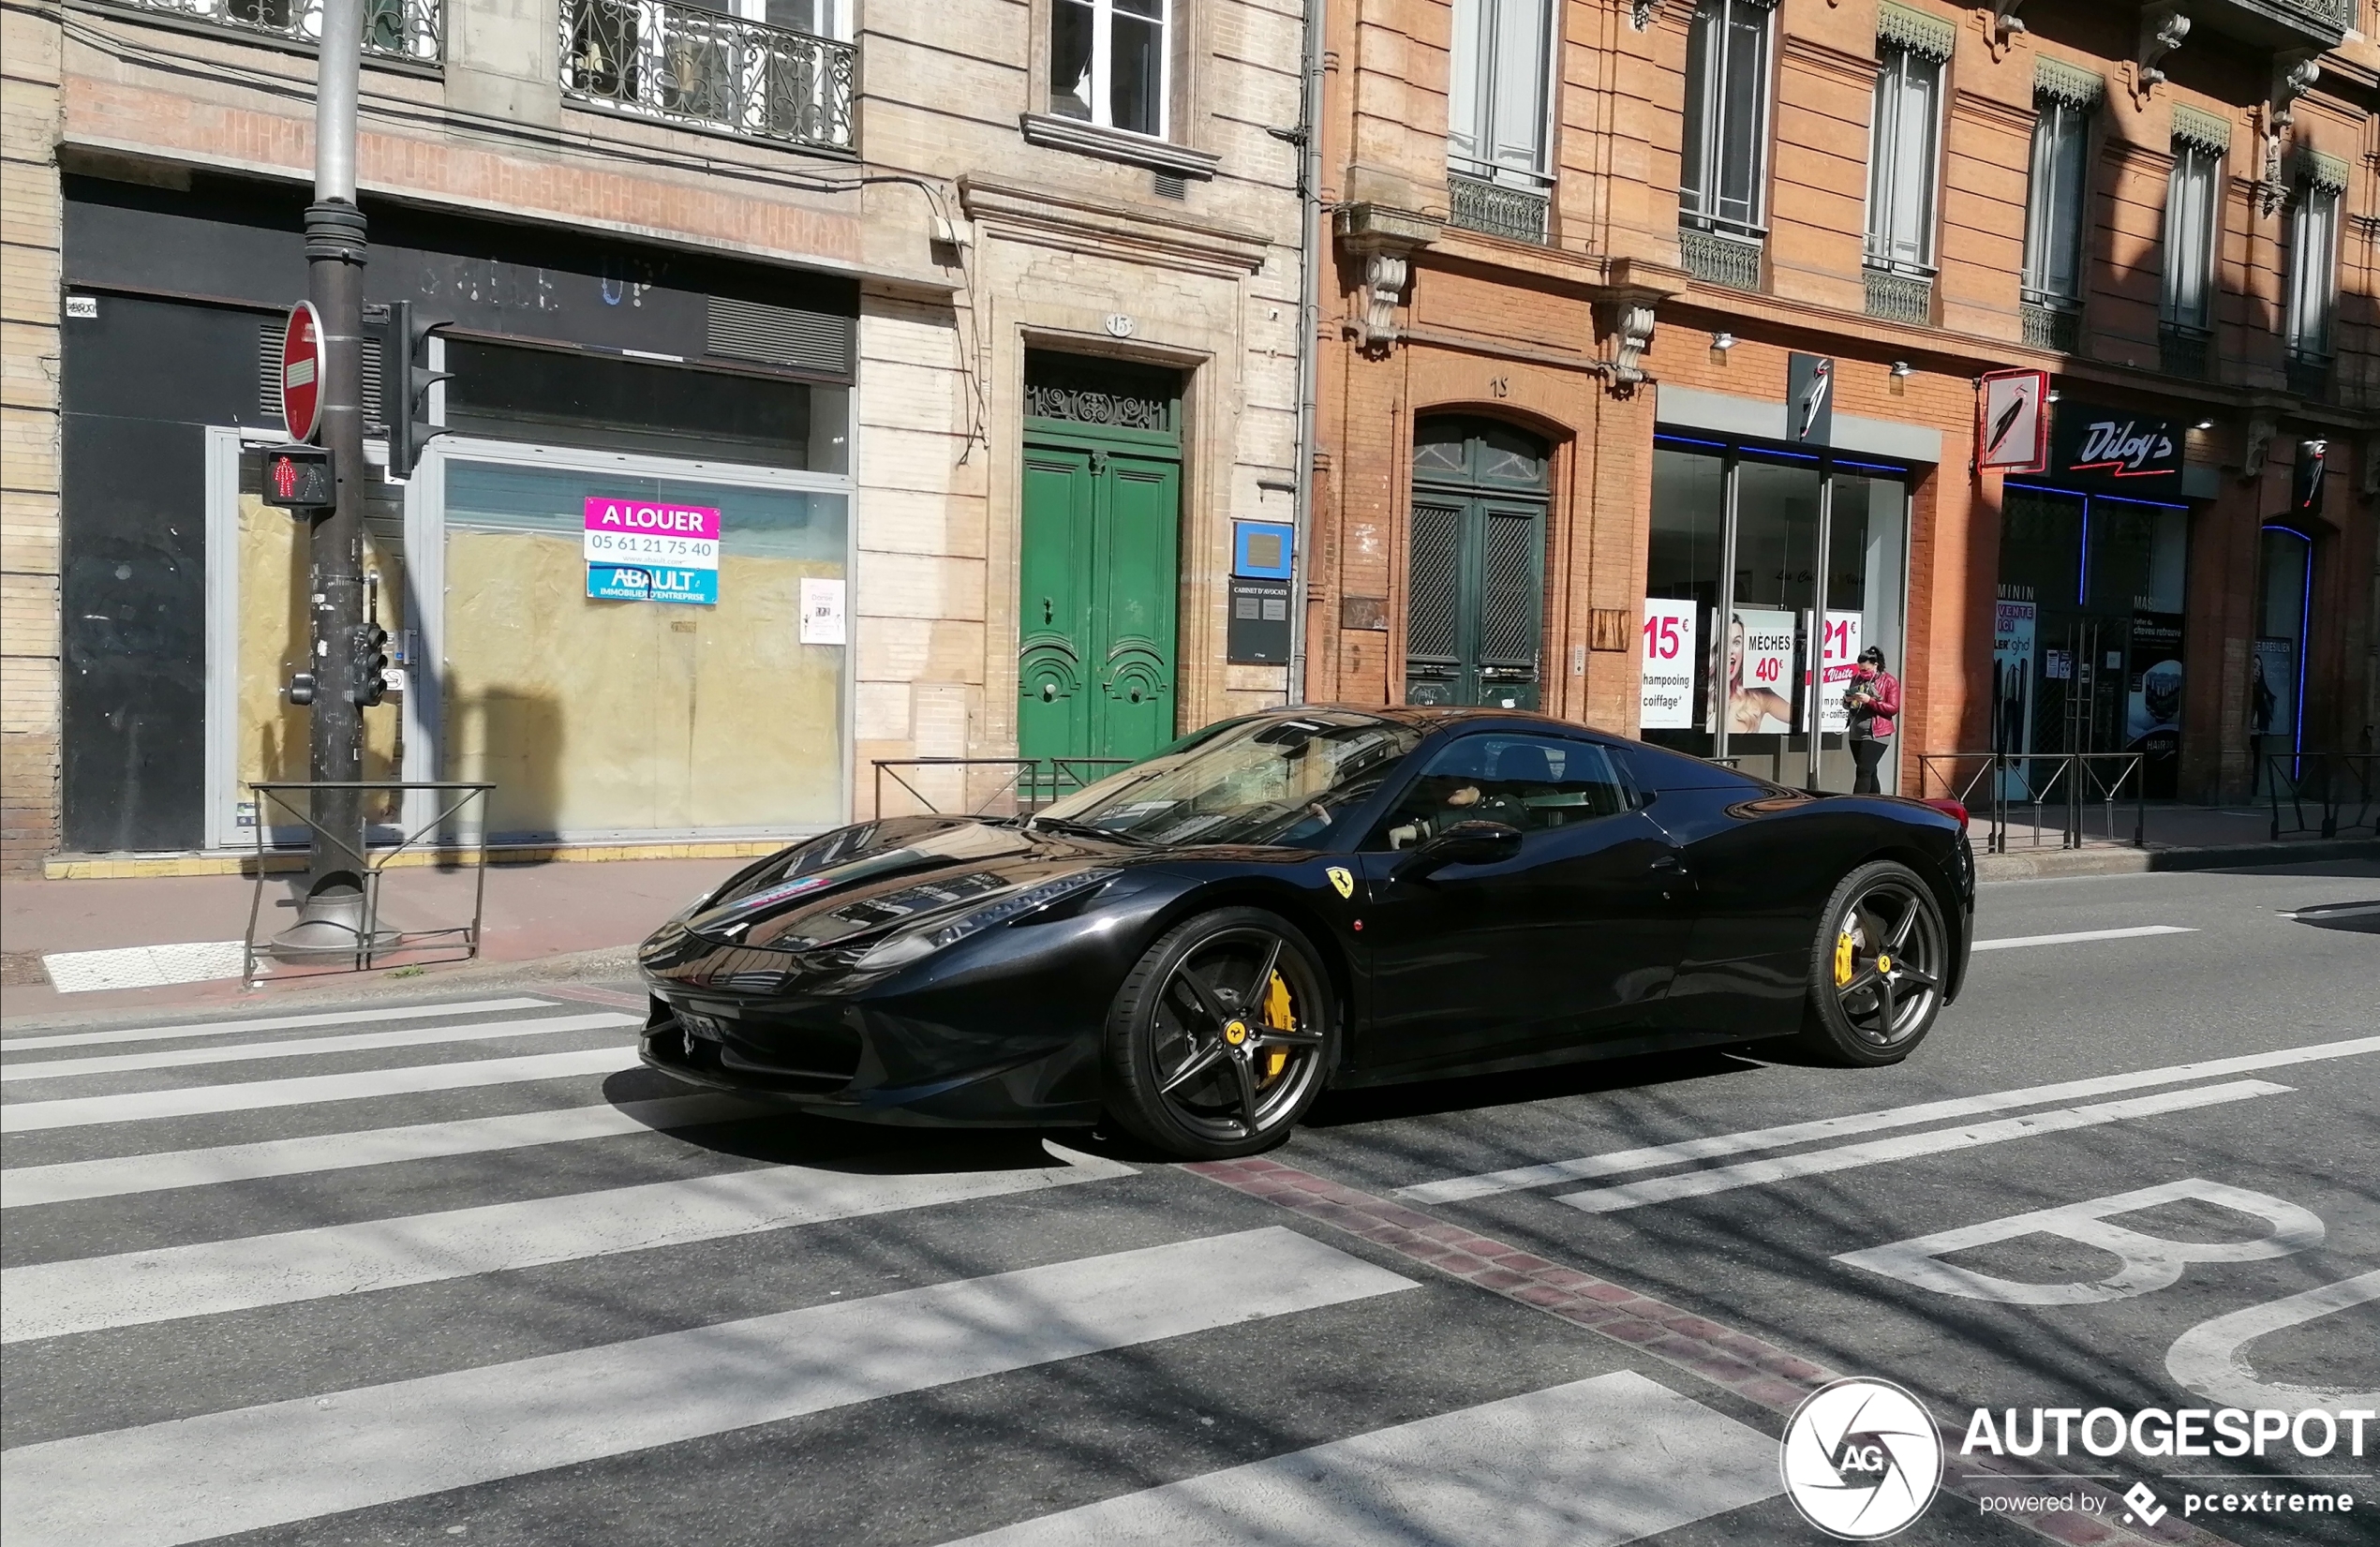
[2267,751,2377,840]
[2159,321,2210,379]
[561,0,855,151]
[1915,751,2150,855]
[1448,170,1552,245]
[870,757,1133,821]
[2020,299,2079,352]
[1680,226,1763,290]
[1863,265,1933,325]
[97,0,440,60]
[242,781,494,984]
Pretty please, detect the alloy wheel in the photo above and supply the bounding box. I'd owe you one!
[1147,927,1326,1140]
[1829,875,1945,1048]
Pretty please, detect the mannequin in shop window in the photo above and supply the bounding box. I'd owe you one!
[1845,645,1900,795]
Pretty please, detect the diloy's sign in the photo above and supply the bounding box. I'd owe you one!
[585,498,721,605]
[2050,404,2184,490]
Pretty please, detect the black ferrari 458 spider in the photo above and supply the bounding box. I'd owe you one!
[638,707,1974,1159]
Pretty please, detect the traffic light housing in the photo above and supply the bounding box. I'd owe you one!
[349,623,390,707]
[375,299,453,481]
[260,444,336,509]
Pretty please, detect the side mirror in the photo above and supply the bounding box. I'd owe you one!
[1393,820,1523,880]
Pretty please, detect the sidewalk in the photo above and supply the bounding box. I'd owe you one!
[1973,799,2378,880]
[1,854,750,1025]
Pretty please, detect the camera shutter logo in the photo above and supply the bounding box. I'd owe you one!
[1779,1377,1943,1540]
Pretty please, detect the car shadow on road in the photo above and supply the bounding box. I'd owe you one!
[594,1068,1071,1175]
[1304,1045,1774,1128]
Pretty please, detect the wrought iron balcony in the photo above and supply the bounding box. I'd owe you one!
[1679,226,1762,291]
[2191,0,2354,49]
[1447,170,1552,245]
[2020,300,2080,353]
[2159,322,2210,379]
[2285,349,2332,400]
[1863,265,1933,325]
[563,0,855,153]
[96,0,440,61]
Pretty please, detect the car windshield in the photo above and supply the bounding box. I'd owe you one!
[1034,713,1422,848]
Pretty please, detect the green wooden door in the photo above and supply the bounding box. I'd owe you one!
[1019,441,1179,767]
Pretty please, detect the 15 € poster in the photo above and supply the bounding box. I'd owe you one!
[1639,600,1698,729]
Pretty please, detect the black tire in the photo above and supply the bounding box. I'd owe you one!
[1104,906,1336,1160]
[1797,859,1949,1066]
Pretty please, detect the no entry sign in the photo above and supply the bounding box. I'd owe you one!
[280,301,325,443]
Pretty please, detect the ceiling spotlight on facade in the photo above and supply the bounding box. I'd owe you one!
[1890,361,1913,378]
[1710,333,1736,350]
[2194,418,2215,430]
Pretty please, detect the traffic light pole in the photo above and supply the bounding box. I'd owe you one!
[277,0,372,956]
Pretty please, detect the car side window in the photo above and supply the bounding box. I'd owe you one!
[1368,735,1630,850]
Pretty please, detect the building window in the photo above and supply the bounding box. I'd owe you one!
[1679,0,1774,284]
[1447,0,1555,242]
[2020,94,2093,333]
[1862,5,1953,326]
[2158,131,2223,379]
[1050,0,1168,138]
[2285,176,2341,373]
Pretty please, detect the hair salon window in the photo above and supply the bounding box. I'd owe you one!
[1050,0,1169,138]
[1645,439,1909,793]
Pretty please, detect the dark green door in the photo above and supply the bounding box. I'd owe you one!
[1406,418,1550,708]
[1019,442,1180,766]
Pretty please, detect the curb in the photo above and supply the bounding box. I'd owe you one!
[1978,837,2379,882]
[0,945,643,1034]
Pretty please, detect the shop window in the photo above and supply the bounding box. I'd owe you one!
[435,457,848,841]
[2161,140,2222,342]
[1863,44,1943,286]
[2284,179,2341,371]
[1447,0,1555,243]
[1644,440,1907,791]
[1679,0,1775,286]
[2254,527,2313,767]
[1049,0,1168,138]
[2020,90,2092,322]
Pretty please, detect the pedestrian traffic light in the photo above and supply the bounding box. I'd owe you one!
[349,623,390,707]
[377,299,453,481]
[260,444,335,509]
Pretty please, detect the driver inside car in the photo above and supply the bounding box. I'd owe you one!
[1382,739,1558,848]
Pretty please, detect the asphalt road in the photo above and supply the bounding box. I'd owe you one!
[2,858,2373,1547]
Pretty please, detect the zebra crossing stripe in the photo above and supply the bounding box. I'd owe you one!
[3,1141,1139,1342]
[1,1092,769,1209]
[946,1369,1779,1547]
[0,1012,639,1084]
[0,998,557,1053]
[0,1047,635,1134]
[0,1227,1417,1547]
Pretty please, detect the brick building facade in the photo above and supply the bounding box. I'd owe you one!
[0,0,1308,871]
[1308,0,2377,803]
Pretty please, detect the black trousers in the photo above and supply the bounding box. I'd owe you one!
[1851,736,1890,795]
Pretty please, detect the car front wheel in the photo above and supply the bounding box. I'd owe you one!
[1103,907,1335,1160]
[1797,859,1949,1066]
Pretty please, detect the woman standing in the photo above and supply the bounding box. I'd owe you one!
[1845,645,1901,795]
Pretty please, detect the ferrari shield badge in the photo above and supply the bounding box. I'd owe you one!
[1326,866,1355,900]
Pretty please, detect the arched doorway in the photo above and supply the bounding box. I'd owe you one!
[1405,416,1550,708]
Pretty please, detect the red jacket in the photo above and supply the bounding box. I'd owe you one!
[1854,671,1901,738]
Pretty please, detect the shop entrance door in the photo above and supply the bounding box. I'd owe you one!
[1406,418,1549,708]
[1018,428,1181,771]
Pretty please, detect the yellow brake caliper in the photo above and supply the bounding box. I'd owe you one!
[1261,971,1295,1082]
[1833,930,1857,988]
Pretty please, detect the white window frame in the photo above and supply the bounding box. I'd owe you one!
[1447,0,1558,190]
[1863,43,1943,276]
[2285,180,2340,361]
[1049,0,1173,141]
[2161,141,2222,335]
[1679,0,1778,239]
[2020,93,2091,307]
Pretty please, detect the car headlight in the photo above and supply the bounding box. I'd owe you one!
[855,870,1117,972]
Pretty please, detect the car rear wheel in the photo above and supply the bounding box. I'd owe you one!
[1104,907,1335,1160]
[1797,859,1948,1066]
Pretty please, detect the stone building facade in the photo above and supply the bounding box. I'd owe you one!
[1310,0,2377,803]
[0,0,1308,870]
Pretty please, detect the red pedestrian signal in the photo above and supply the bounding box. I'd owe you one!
[260,445,336,509]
